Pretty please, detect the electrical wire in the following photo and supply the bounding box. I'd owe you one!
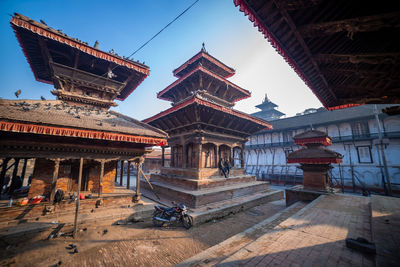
[96,0,201,82]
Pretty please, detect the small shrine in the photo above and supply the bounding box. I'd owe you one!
[287,130,343,191]
[252,93,285,121]
[143,47,281,209]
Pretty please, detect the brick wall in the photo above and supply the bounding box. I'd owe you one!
[28,158,54,198]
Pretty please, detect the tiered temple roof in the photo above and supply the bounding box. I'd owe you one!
[145,49,271,139]
[157,48,251,106]
[252,94,285,121]
[11,13,150,109]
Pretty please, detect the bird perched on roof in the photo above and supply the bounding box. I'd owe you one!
[41,96,46,101]
[40,19,47,25]
[94,40,99,49]
[15,89,21,98]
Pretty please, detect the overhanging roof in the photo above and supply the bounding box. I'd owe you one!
[11,13,150,101]
[234,0,400,110]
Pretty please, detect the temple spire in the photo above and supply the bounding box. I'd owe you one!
[201,42,206,52]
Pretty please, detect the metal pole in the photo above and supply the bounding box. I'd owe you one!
[73,157,83,238]
[374,105,392,195]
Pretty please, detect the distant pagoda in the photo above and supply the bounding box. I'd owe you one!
[252,94,285,121]
[142,46,275,208]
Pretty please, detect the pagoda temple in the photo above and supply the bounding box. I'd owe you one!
[143,47,281,209]
[0,14,167,202]
[252,93,285,121]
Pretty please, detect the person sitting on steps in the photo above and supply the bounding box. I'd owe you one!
[218,158,227,178]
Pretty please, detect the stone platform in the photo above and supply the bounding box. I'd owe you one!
[142,168,274,209]
[141,167,283,225]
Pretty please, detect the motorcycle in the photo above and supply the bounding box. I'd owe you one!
[152,202,193,229]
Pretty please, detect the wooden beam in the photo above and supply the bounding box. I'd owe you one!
[314,53,400,65]
[277,0,322,11]
[298,12,400,38]
[273,0,336,101]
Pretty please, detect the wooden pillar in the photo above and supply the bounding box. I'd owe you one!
[241,145,245,168]
[21,158,28,182]
[119,160,124,186]
[182,144,187,168]
[126,161,131,189]
[73,157,84,238]
[11,158,20,182]
[114,160,118,182]
[161,146,165,167]
[98,160,105,198]
[50,158,60,203]
[134,158,144,201]
[0,158,11,193]
[230,147,234,166]
[197,143,202,169]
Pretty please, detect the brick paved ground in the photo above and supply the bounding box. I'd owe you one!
[371,195,400,267]
[215,194,375,267]
[0,200,287,266]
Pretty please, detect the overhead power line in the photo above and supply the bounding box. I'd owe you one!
[128,0,201,58]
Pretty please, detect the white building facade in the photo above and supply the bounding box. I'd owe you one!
[246,104,400,194]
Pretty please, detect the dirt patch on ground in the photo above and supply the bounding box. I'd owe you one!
[0,200,286,267]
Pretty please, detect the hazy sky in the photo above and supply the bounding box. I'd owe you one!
[0,0,322,120]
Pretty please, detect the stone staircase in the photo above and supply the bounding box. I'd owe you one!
[176,201,308,266]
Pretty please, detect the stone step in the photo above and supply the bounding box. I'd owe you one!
[142,180,270,208]
[150,174,257,190]
[176,201,307,266]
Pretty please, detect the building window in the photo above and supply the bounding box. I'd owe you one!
[357,146,373,163]
[352,122,369,137]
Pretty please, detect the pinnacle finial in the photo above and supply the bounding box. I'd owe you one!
[264,93,270,103]
[202,42,206,51]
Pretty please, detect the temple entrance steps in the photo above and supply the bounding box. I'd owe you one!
[142,178,274,208]
[176,201,308,266]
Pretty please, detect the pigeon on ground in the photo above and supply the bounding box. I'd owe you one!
[41,96,46,101]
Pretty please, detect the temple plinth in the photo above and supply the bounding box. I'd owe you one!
[287,130,343,191]
[143,48,283,209]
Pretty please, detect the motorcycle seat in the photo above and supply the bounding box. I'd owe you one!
[157,206,175,214]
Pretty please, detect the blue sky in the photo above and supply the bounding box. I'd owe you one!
[0,0,322,120]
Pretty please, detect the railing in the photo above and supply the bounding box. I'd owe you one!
[246,131,400,149]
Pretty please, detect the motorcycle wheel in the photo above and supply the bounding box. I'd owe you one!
[182,214,193,229]
[152,211,166,227]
